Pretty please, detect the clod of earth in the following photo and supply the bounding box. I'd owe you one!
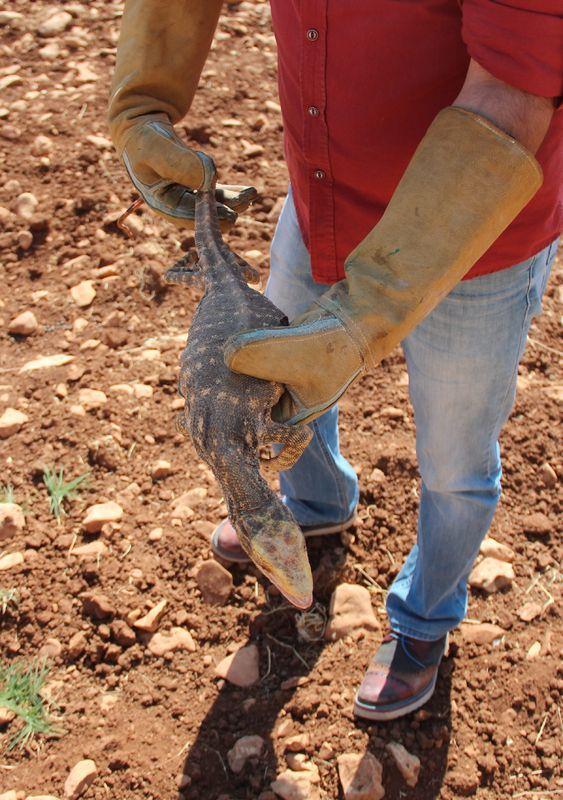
[165,154,314,609]
[0,502,25,541]
[324,583,379,640]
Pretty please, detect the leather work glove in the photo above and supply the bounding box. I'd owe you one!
[225,107,543,425]
[108,0,257,229]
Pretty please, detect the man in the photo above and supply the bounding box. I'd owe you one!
[109,1,561,720]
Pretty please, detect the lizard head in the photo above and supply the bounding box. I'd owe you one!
[236,508,313,610]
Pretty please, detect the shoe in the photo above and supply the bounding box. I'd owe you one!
[353,630,448,721]
[210,512,357,564]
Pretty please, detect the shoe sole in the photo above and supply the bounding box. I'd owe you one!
[211,512,357,564]
[353,672,438,721]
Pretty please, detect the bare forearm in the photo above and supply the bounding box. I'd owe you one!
[454,60,554,153]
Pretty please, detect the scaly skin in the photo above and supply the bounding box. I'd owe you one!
[166,153,314,609]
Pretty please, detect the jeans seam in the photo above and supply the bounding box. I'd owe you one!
[311,417,347,519]
[484,258,535,480]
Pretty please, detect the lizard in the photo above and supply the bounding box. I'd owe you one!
[165,152,314,610]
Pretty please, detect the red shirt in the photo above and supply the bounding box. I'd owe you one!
[269,0,563,284]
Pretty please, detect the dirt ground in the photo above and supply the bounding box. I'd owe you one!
[0,2,561,799]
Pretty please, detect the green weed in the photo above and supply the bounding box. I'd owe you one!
[0,483,15,504]
[0,659,58,750]
[0,588,19,615]
[42,467,89,520]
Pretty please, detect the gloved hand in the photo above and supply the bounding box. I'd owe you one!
[108,0,256,229]
[224,108,542,425]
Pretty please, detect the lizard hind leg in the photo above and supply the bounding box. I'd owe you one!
[259,421,313,472]
[165,251,201,287]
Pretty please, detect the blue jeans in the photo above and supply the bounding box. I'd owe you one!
[265,188,557,640]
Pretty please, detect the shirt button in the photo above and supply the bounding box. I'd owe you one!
[306,28,319,41]
[308,105,320,117]
[314,169,326,180]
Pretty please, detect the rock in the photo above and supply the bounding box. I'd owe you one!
[8,310,38,336]
[337,752,385,800]
[19,354,74,373]
[147,627,196,656]
[83,501,123,533]
[17,230,34,251]
[479,537,514,563]
[526,641,541,660]
[227,735,264,772]
[0,706,15,725]
[265,100,282,113]
[386,741,420,787]
[539,462,557,488]
[86,134,112,150]
[71,540,108,558]
[148,527,163,542]
[150,460,173,480]
[516,601,543,622]
[0,502,25,541]
[241,139,264,158]
[36,792,60,800]
[67,631,87,660]
[0,792,18,800]
[271,769,319,800]
[82,593,115,620]
[468,558,514,593]
[214,644,259,687]
[132,383,153,399]
[31,135,52,157]
[37,11,73,37]
[460,623,506,645]
[195,560,233,605]
[64,759,97,799]
[274,718,294,739]
[285,753,319,781]
[39,41,61,60]
[318,741,334,760]
[0,408,29,438]
[110,620,136,648]
[282,733,310,753]
[78,389,107,410]
[0,551,24,571]
[133,599,167,633]
[325,583,379,640]
[0,12,23,24]
[70,280,96,308]
[521,512,552,537]
[39,638,63,659]
[15,192,38,219]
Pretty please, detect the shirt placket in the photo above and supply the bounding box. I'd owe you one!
[300,0,338,283]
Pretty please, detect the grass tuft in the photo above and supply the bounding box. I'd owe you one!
[0,483,15,504]
[42,467,89,520]
[0,588,19,615]
[0,659,58,750]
